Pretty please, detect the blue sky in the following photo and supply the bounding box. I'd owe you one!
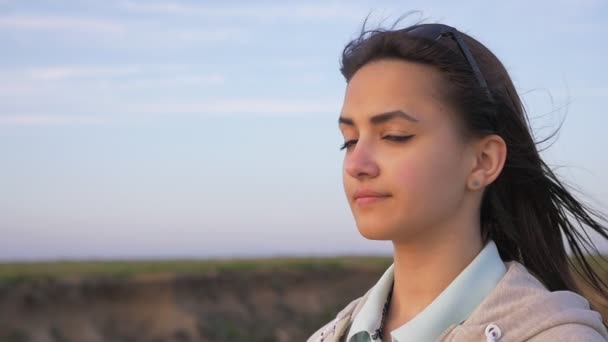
[1,0,607,260]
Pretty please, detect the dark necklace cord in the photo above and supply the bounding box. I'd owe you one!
[371,281,394,340]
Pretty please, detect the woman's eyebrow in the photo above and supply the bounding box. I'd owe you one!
[338,110,419,127]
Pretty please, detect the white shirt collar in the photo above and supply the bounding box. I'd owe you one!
[347,239,507,342]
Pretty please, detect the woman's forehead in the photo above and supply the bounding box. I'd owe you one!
[341,60,447,125]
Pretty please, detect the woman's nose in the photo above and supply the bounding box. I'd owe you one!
[344,142,380,179]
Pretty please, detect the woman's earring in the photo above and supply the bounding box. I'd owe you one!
[471,179,480,189]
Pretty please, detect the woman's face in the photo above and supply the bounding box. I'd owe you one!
[340,59,475,243]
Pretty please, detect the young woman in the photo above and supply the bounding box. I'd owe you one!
[307,19,608,342]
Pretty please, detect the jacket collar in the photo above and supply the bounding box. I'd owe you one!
[309,259,608,342]
[346,239,506,342]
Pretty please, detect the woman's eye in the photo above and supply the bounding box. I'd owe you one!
[339,135,413,151]
[339,139,357,151]
[384,135,414,142]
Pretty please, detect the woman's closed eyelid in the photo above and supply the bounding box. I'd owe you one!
[340,130,412,139]
[339,139,358,150]
[384,134,414,140]
[339,134,414,150]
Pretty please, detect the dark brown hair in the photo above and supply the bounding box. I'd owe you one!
[340,15,608,323]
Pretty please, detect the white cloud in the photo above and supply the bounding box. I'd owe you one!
[0,14,247,46]
[0,65,229,114]
[0,97,339,126]
[0,15,125,34]
[25,66,143,81]
[0,64,222,82]
[123,74,226,88]
[123,98,339,116]
[118,1,366,21]
[171,28,248,42]
[0,114,108,126]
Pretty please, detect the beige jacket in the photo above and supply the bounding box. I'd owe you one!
[307,261,608,341]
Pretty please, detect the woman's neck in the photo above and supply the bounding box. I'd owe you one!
[386,224,484,331]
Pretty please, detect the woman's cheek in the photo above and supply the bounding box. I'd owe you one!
[391,158,430,216]
[423,144,467,211]
[393,151,451,209]
[393,160,422,193]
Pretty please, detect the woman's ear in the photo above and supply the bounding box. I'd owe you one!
[467,134,507,190]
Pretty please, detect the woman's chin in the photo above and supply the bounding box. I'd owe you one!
[357,225,394,241]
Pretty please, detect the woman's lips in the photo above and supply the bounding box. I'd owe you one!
[353,189,392,206]
[355,195,390,205]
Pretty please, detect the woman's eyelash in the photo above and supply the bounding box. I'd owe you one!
[339,140,357,150]
[384,135,413,142]
[339,135,413,150]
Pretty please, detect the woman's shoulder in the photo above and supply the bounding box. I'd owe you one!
[488,260,599,313]
[525,323,608,341]
[443,260,608,341]
[306,288,372,342]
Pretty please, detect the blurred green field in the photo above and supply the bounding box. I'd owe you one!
[0,255,394,284]
[1,254,606,284]
[0,254,606,342]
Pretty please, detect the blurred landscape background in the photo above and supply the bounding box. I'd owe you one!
[0,256,607,341]
[0,256,606,341]
[1,0,607,341]
[0,257,391,341]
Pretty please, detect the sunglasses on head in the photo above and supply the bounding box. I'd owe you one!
[399,23,495,104]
